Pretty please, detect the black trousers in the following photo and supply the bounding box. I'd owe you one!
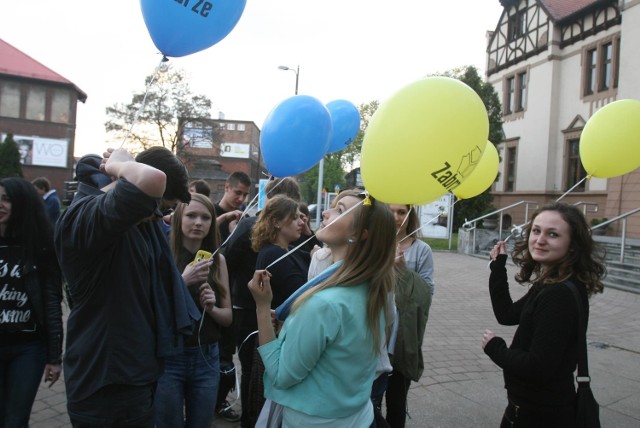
[216,324,237,410]
[385,369,411,428]
[67,384,155,428]
[233,308,258,428]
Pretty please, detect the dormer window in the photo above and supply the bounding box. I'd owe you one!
[507,9,526,41]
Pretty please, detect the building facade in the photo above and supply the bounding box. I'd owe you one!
[0,38,86,195]
[486,0,640,237]
[179,118,263,202]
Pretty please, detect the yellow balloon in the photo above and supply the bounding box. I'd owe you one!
[453,142,499,199]
[361,77,489,205]
[580,99,640,178]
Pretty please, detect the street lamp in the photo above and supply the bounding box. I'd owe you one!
[277,65,299,95]
[277,64,324,227]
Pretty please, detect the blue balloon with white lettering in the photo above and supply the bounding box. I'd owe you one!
[325,100,360,154]
[140,0,247,57]
[261,95,332,177]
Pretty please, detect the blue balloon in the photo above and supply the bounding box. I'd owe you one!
[325,99,360,154]
[260,95,333,177]
[140,0,247,57]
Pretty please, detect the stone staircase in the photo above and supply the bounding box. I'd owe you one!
[596,236,640,294]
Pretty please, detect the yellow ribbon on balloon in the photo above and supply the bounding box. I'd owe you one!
[452,142,499,200]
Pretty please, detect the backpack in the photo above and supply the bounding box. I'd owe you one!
[391,268,432,381]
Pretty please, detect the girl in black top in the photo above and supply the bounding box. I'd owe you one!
[155,192,232,428]
[483,202,605,427]
[0,178,63,427]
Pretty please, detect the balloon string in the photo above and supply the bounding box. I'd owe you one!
[395,206,412,237]
[119,56,169,148]
[265,200,365,270]
[555,175,589,202]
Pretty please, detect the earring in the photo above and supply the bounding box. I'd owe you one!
[347,237,356,244]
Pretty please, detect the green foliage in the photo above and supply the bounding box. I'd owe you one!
[300,100,379,203]
[437,65,504,230]
[0,133,23,178]
[337,100,379,170]
[590,217,608,226]
[105,68,218,156]
[300,153,346,203]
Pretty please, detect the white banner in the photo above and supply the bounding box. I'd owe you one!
[6,134,69,168]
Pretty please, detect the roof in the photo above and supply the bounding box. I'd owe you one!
[539,0,609,22]
[0,38,87,102]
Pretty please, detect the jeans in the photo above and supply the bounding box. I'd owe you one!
[0,339,47,428]
[155,342,220,428]
[67,384,155,428]
[370,372,390,428]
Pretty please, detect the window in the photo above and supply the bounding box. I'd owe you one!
[51,89,71,124]
[237,123,245,131]
[600,42,613,91]
[506,77,515,114]
[582,36,620,98]
[227,123,235,131]
[507,9,526,41]
[505,146,517,192]
[517,72,527,111]
[0,82,20,118]
[566,139,586,191]
[503,70,527,115]
[25,86,46,121]
[585,49,597,95]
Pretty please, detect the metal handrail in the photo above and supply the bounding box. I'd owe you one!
[573,201,599,216]
[462,201,539,255]
[590,207,640,263]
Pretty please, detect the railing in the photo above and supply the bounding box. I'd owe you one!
[573,201,599,216]
[591,207,640,263]
[461,201,539,255]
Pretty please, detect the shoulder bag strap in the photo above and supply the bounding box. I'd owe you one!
[565,280,590,384]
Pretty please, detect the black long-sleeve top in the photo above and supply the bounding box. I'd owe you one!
[484,254,588,406]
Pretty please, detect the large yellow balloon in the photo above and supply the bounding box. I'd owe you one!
[361,77,489,205]
[453,142,499,199]
[580,99,640,178]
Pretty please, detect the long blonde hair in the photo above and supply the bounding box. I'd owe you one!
[292,193,396,353]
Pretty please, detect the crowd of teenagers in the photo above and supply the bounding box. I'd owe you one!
[0,147,605,428]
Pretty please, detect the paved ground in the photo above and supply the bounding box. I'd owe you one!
[30,252,640,427]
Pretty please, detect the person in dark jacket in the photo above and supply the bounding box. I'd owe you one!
[0,177,63,427]
[483,202,605,427]
[32,176,61,225]
[55,147,200,427]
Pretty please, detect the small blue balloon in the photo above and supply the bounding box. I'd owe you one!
[325,100,360,154]
[140,0,247,57]
[261,95,333,177]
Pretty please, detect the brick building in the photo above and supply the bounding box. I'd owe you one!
[179,118,264,203]
[0,38,86,195]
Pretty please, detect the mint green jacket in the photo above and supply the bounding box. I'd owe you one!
[258,283,382,419]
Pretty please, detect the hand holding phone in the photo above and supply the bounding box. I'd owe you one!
[182,250,213,286]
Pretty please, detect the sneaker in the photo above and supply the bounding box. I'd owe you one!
[217,401,241,422]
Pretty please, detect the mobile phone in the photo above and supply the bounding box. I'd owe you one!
[193,250,213,264]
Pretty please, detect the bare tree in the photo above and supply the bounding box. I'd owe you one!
[105,68,219,156]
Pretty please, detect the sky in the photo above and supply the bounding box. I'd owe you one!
[1,0,504,157]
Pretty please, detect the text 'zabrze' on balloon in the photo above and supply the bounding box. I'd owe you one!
[174,0,213,17]
[140,0,247,57]
[430,144,484,193]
